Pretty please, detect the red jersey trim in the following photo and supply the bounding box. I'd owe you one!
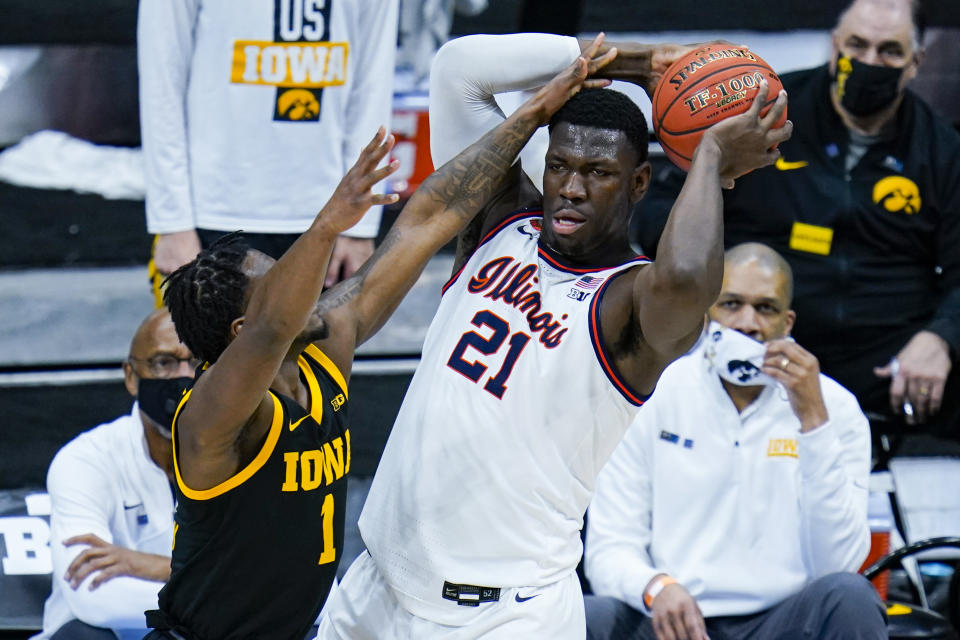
[588,271,651,407]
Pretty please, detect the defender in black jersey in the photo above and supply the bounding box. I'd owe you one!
[145,45,616,639]
[155,346,350,639]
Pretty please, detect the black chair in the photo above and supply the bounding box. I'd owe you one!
[862,537,960,639]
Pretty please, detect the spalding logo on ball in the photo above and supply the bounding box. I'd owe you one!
[652,45,787,171]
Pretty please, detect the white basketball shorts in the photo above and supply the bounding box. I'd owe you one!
[315,551,586,639]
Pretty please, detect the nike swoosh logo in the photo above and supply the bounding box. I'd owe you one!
[515,593,539,603]
[289,416,308,432]
[123,503,142,510]
[775,157,808,171]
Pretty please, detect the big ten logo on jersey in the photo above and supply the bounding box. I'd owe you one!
[230,0,345,122]
[0,493,52,577]
[281,430,351,492]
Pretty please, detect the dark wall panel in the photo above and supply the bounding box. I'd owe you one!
[0,1,138,45]
[454,0,960,35]
[0,370,412,488]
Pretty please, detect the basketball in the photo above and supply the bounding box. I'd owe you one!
[652,45,787,171]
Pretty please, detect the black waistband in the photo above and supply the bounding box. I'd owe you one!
[442,580,501,607]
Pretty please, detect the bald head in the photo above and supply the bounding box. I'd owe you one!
[724,243,793,306]
[836,0,923,48]
[130,309,177,357]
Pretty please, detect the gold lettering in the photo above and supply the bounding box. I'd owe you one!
[767,438,799,458]
[301,450,323,491]
[230,41,349,88]
[322,438,345,484]
[324,44,347,83]
[281,451,300,491]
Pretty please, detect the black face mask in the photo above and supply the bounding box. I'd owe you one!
[138,377,193,435]
[833,53,905,117]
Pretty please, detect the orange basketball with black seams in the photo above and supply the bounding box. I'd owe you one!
[652,45,787,171]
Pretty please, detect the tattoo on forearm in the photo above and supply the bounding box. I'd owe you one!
[419,116,535,220]
[315,232,401,313]
[317,277,362,313]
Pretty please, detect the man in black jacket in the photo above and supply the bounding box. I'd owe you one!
[637,0,960,446]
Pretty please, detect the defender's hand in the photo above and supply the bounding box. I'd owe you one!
[874,330,952,425]
[317,128,400,236]
[696,80,792,189]
[153,230,202,275]
[651,583,710,640]
[527,33,617,125]
[645,43,700,96]
[63,533,170,589]
[763,339,829,432]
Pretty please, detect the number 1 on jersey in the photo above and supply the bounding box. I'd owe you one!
[447,310,531,399]
[317,493,336,565]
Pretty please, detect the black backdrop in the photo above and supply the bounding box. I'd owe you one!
[0,0,957,45]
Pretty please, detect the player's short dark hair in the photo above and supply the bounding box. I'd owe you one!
[548,88,650,165]
[163,233,250,364]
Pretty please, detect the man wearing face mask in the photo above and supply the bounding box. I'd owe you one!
[33,309,195,640]
[583,243,884,640]
[637,0,960,444]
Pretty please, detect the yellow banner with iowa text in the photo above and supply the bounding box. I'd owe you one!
[231,40,349,88]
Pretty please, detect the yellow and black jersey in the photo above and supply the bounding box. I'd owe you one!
[156,345,350,640]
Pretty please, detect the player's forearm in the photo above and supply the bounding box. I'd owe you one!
[641,140,725,339]
[244,222,340,344]
[581,38,655,85]
[411,101,544,233]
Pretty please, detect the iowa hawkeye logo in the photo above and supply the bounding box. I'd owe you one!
[873,175,922,215]
[230,0,348,122]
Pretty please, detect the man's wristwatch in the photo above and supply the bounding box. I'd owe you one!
[643,574,678,608]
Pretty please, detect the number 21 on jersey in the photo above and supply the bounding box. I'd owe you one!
[447,310,531,399]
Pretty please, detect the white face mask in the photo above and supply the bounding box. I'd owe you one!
[704,321,776,387]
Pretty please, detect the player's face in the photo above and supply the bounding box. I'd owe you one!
[541,124,649,263]
[708,260,795,343]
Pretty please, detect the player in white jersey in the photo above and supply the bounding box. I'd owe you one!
[318,33,793,639]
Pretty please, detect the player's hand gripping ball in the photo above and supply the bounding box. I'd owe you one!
[652,44,787,171]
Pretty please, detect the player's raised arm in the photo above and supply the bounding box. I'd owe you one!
[601,82,792,396]
[165,132,399,491]
[313,40,615,366]
[632,81,791,358]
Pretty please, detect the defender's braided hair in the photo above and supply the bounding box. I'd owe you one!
[548,88,650,165]
[162,233,250,364]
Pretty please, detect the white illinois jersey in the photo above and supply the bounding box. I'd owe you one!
[359,210,651,624]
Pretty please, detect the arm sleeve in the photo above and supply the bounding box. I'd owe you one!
[47,452,165,630]
[137,0,201,235]
[796,392,872,577]
[339,0,399,239]
[428,33,581,171]
[585,410,662,613]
